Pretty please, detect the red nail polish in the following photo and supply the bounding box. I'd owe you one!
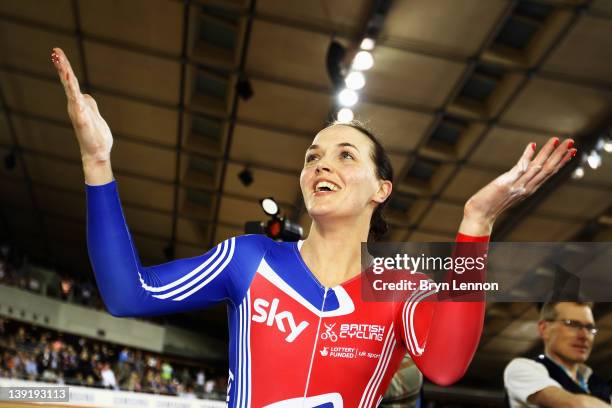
[553,138,559,148]
[567,140,574,149]
[51,53,59,64]
[531,143,536,152]
[571,150,577,158]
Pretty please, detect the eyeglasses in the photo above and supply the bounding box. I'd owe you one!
[546,319,598,335]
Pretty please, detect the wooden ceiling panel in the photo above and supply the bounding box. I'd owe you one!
[0,0,74,30]
[441,166,497,202]
[256,0,370,34]
[213,223,243,246]
[543,16,612,85]
[44,216,86,245]
[177,218,210,246]
[0,21,81,78]
[237,79,331,133]
[1,72,70,122]
[112,139,176,182]
[115,176,175,213]
[353,103,433,153]
[230,123,309,172]
[503,78,612,134]
[364,47,465,108]
[383,0,508,57]
[0,145,24,181]
[175,242,207,260]
[0,113,10,145]
[85,41,181,105]
[93,92,178,146]
[247,20,331,88]
[418,201,464,234]
[217,195,291,227]
[223,162,298,204]
[122,207,173,239]
[79,0,183,55]
[534,184,612,219]
[505,216,583,241]
[0,177,31,209]
[34,185,86,221]
[131,234,167,264]
[12,115,81,161]
[591,0,612,16]
[23,154,83,191]
[470,126,556,169]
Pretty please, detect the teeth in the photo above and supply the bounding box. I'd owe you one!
[315,181,339,192]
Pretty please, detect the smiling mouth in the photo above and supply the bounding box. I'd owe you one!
[313,181,341,194]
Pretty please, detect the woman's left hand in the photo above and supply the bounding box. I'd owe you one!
[459,137,577,236]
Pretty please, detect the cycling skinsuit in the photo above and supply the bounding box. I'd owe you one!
[86,181,489,408]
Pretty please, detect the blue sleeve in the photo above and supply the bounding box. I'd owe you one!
[86,180,268,317]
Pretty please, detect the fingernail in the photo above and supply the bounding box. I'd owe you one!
[553,138,559,148]
[531,143,536,152]
[51,53,59,64]
[571,150,577,158]
[567,140,574,149]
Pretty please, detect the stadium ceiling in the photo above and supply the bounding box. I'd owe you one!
[0,0,611,388]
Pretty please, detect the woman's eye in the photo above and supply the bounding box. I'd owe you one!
[306,154,318,162]
[340,151,354,160]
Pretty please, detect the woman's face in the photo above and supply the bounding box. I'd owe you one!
[299,125,391,222]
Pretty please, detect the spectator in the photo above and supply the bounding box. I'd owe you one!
[504,302,611,407]
[100,362,118,390]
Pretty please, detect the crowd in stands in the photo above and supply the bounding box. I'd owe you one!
[0,243,105,309]
[0,317,228,400]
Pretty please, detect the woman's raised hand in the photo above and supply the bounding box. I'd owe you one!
[51,47,114,185]
[460,137,577,236]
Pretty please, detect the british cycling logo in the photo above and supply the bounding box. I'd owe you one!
[252,297,309,342]
[320,323,385,342]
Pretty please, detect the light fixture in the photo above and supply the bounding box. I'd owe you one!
[338,88,358,107]
[571,166,584,179]
[337,108,354,123]
[603,137,612,153]
[236,76,253,100]
[586,150,602,169]
[345,71,365,90]
[238,167,253,186]
[352,51,374,71]
[360,38,375,50]
[260,197,279,216]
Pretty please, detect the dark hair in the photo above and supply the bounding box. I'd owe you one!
[540,301,594,321]
[327,120,394,242]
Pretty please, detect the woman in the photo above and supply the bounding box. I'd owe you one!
[51,47,576,407]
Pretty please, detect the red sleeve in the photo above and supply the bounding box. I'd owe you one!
[399,232,489,386]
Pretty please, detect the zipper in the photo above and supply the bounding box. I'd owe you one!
[302,286,329,407]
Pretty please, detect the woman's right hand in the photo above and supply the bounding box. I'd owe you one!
[51,48,114,184]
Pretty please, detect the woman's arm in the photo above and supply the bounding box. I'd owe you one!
[52,48,267,316]
[401,137,577,385]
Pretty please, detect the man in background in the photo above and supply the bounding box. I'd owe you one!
[504,302,610,407]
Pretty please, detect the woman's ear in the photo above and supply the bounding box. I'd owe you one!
[374,180,392,203]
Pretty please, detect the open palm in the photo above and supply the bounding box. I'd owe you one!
[51,47,113,164]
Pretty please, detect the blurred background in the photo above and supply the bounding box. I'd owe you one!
[0,0,611,406]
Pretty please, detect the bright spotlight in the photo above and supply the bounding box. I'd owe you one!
[345,71,365,90]
[260,197,279,216]
[603,137,612,153]
[571,166,584,179]
[587,150,602,169]
[360,38,375,50]
[352,51,374,71]
[338,88,359,107]
[337,108,354,123]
